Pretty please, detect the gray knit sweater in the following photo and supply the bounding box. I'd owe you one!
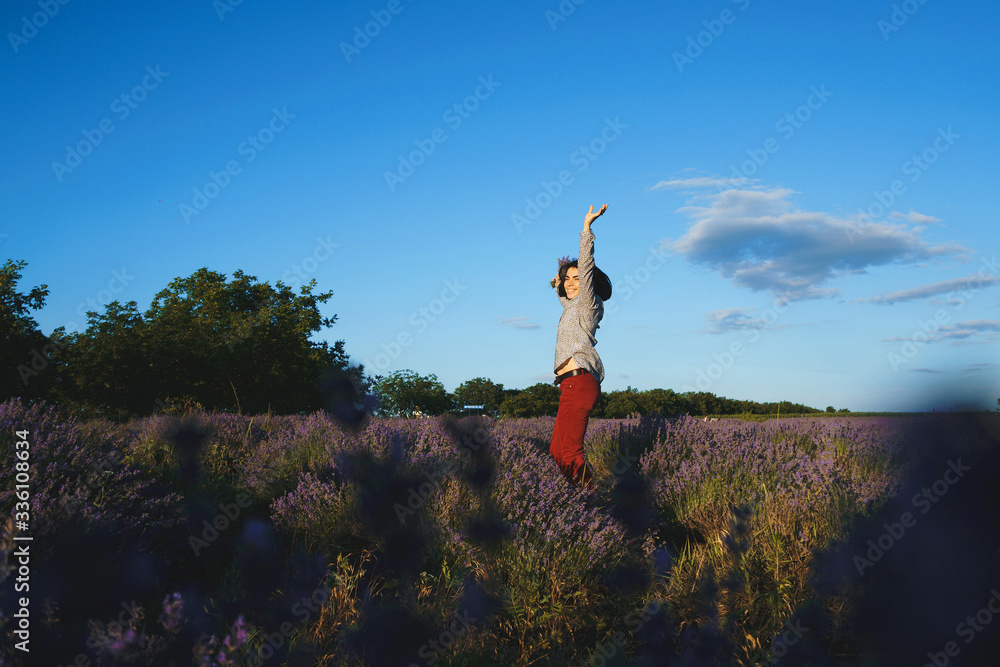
[554,229,605,384]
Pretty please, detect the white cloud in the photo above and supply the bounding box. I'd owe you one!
[499,316,541,330]
[701,306,792,334]
[659,183,968,301]
[650,176,751,191]
[957,319,1000,332]
[889,210,943,225]
[883,319,1000,345]
[702,308,757,334]
[964,362,999,373]
[856,274,1000,304]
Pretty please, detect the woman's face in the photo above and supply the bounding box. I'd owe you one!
[564,267,579,299]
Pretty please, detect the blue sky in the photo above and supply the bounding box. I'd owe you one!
[3,0,998,411]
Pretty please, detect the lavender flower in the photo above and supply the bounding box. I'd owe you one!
[159,592,184,633]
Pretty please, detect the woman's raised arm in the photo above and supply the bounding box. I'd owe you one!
[576,205,606,305]
[583,204,607,231]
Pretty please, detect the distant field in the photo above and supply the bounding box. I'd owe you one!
[703,411,923,421]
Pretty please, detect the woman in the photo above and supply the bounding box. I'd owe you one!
[550,204,610,490]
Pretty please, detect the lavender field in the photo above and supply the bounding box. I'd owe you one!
[1,398,998,666]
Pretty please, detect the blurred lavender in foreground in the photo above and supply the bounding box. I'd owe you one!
[1,391,997,664]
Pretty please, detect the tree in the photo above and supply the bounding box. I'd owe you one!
[1,259,56,403]
[638,388,684,416]
[499,383,561,418]
[826,406,836,413]
[56,268,363,417]
[53,301,151,418]
[601,390,643,419]
[453,377,505,417]
[373,369,453,418]
[684,391,718,416]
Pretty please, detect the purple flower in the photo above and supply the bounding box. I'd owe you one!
[159,592,184,633]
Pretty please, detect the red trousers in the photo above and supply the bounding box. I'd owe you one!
[550,371,600,488]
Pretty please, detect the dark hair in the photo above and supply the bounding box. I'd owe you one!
[558,260,612,300]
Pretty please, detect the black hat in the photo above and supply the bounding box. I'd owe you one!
[593,266,612,301]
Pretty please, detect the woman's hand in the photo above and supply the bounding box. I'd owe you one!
[584,204,608,229]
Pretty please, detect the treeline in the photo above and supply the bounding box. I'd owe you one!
[3,259,828,420]
[374,370,827,419]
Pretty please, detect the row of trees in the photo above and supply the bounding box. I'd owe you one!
[3,258,828,420]
[373,370,827,419]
